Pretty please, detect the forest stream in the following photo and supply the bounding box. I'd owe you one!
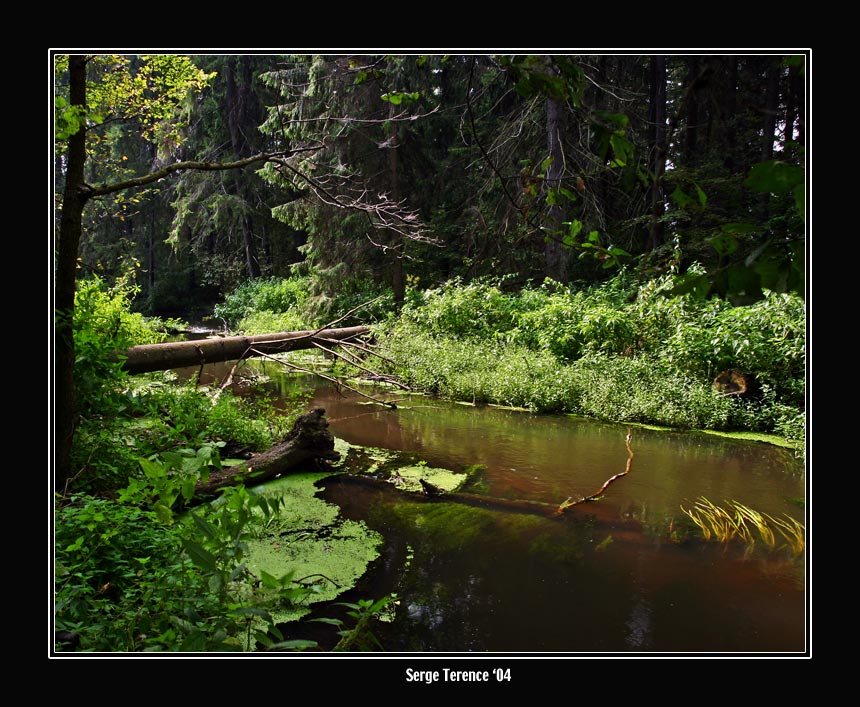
[183,357,807,654]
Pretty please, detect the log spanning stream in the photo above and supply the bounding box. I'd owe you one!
[184,357,808,654]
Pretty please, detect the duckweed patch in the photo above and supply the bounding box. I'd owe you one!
[699,429,797,449]
[390,464,471,494]
[245,472,383,623]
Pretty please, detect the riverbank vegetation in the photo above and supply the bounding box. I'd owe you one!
[53,52,807,653]
[212,272,805,447]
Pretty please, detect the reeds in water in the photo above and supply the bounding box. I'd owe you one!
[680,497,804,556]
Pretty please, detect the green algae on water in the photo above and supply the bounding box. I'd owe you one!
[245,471,383,624]
[390,464,471,494]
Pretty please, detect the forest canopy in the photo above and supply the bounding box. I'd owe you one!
[53,52,806,316]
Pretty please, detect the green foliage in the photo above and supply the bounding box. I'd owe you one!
[71,275,172,426]
[379,274,804,440]
[55,483,317,652]
[55,494,193,651]
[663,290,805,404]
[214,276,314,330]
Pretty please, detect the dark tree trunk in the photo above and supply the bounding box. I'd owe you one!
[227,57,262,280]
[648,55,667,251]
[684,57,701,165]
[786,62,804,148]
[762,61,780,162]
[793,62,805,147]
[719,57,738,171]
[544,95,568,282]
[194,408,338,497]
[56,55,90,492]
[388,105,405,304]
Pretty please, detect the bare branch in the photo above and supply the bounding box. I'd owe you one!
[84,152,289,198]
[555,429,634,515]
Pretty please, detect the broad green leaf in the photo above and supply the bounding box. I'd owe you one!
[139,457,165,481]
[180,537,217,571]
[587,230,600,243]
[190,512,218,540]
[271,639,318,650]
[541,155,554,173]
[671,187,694,209]
[608,246,631,257]
[308,617,344,626]
[567,220,583,238]
[559,187,578,202]
[745,160,804,196]
[695,183,707,207]
[708,233,739,257]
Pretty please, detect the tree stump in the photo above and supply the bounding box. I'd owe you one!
[194,408,339,497]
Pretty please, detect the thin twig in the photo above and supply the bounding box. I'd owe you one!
[311,295,386,336]
[555,429,633,515]
[211,357,248,405]
[320,337,396,365]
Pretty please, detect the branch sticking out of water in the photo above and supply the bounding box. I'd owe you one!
[555,429,634,516]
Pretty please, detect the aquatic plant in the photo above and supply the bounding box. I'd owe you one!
[680,497,804,556]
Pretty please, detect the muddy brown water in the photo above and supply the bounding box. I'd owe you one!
[184,359,808,654]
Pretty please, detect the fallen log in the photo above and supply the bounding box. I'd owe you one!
[118,326,370,375]
[194,407,339,497]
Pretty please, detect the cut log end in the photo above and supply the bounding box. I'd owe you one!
[713,370,756,397]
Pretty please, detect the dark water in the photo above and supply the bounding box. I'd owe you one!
[188,360,808,654]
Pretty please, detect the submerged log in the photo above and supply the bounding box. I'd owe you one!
[194,408,339,497]
[119,326,370,375]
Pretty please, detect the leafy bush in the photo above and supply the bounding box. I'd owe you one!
[663,290,805,404]
[73,276,167,415]
[236,309,311,335]
[214,276,313,330]
[378,272,805,440]
[55,494,194,651]
[571,353,734,429]
[400,277,524,339]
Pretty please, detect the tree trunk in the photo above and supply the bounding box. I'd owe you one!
[119,326,370,375]
[194,408,338,497]
[648,55,667,251]
[762,61,780,162]
[784,64,796,149]
[227,57,262,280]
[388,104,405,305]
[56,55,90,491]
[544,95,568,283]
[684,57,701,165]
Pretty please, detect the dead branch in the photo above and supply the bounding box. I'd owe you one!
[555,429,634,515]
[211,356,248,405]
[251,348,398,409]
[311,341,411,391]
[320,337,397,366]
[310,295,386,336]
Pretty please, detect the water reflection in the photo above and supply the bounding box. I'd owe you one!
[179,361,807,652]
